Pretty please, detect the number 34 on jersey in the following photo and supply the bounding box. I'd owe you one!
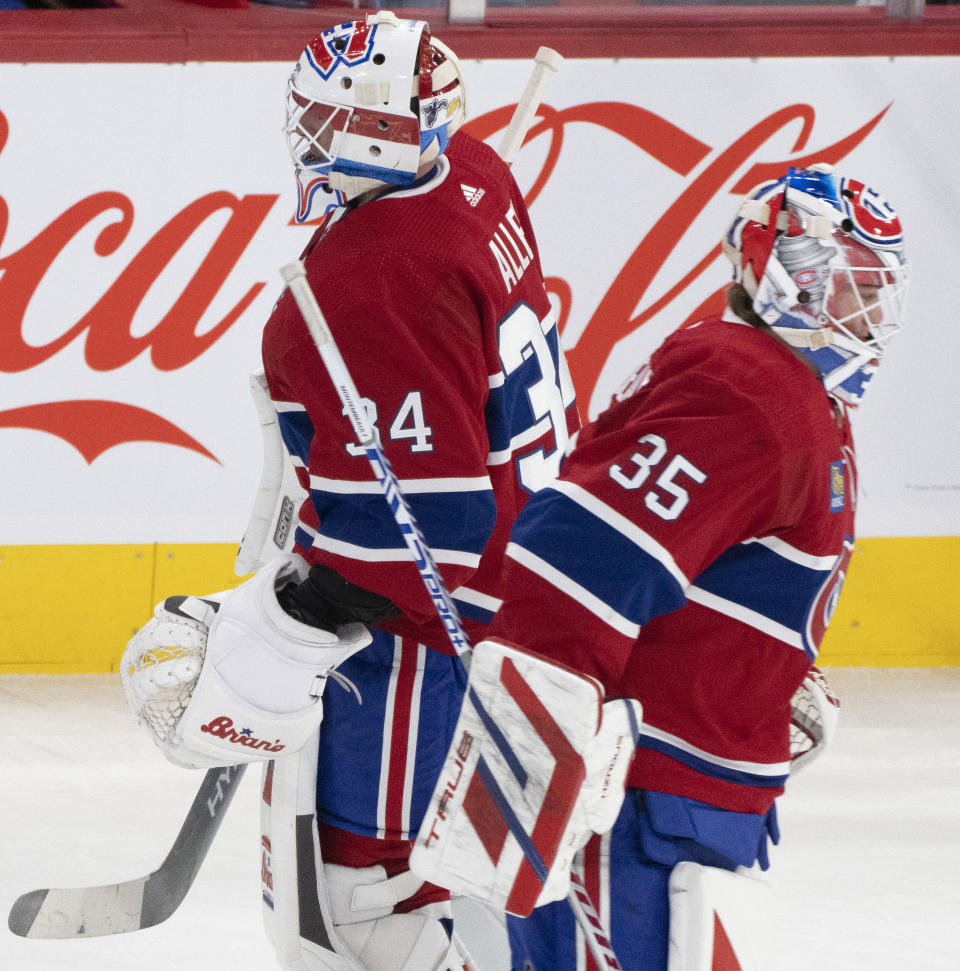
[345,301,576,497]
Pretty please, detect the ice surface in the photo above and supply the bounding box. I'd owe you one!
[1,669,958,970]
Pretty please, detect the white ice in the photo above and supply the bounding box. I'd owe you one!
[1,669,958,970]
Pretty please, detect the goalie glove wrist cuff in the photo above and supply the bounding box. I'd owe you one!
[277,563,401,631]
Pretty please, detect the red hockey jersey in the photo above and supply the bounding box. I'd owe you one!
[262,132,578,652]
[492,314,857,813]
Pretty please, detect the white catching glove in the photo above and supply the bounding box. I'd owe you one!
[789,664,840,774]
[410,637,641,917]
[121,553,372,769]
[121,593,219,755]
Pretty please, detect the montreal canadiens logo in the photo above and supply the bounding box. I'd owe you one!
[306,22,377,79]
[803,536,854,657]
[839,179,903,251]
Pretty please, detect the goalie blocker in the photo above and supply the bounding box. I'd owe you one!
[410,638,642,916]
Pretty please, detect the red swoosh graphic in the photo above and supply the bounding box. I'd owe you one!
[0,400,219,465]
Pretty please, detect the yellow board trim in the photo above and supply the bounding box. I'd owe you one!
[0,537,958,672]
[818,536,960,667]
[0,543,245,674]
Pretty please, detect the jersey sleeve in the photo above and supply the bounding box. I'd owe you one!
[491,345,800,687]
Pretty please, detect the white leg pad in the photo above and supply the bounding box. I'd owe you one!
[321,863,470,971]
[261,743,471,971]
[667,861,777,971]
[235,371,307,577]
[333,909,459,971]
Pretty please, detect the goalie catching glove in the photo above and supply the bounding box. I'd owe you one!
[121,553,372,769]
[789,664,841,774]
[410,638,642,916]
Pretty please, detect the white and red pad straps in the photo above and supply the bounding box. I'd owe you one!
[411,638,640,918]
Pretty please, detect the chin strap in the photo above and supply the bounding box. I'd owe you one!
[771,324,877,397]
[770,325,835,350]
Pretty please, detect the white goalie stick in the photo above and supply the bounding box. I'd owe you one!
[8,763,246,939]
[276,52,624,969]
[497,45,563,166]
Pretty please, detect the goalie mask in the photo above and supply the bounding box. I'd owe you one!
[723,164,909,404]
[284,11,467,223]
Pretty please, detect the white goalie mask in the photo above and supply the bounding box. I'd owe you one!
[723,164,909,405]
[284,11,467,223]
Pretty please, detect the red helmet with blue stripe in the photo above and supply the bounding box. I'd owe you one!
[723,164,909,405]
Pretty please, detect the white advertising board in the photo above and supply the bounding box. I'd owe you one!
[1,56,957,544]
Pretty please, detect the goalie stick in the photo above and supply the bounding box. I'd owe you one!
[8,763,246,939]
[278,281,624,970]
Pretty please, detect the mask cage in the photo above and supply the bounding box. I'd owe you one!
[285,87,353,178]
[821,247,909,355]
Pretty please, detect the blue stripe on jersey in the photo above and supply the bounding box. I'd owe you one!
[510,488,686,628]
[691,541,831,639]
[637,733,789,790]
[309,487,496,558]
[294,523,317,552]
[277,409,314,467]
[453,596,496,625]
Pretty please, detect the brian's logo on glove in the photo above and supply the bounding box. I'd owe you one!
[200,715,286,755]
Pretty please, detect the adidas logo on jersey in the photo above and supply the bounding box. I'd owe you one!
[461,184,485,207]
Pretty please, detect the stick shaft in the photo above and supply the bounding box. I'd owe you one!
[497,46,562,166]
[281,260,625,971]
[279,263,471,661]
[569,873,623,970]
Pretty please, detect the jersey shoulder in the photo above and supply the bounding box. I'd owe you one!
[660,316,839,437]
[587,315,842,475]
[445,131,513,192]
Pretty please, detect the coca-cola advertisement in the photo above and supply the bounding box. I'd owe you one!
[1,56,956,544]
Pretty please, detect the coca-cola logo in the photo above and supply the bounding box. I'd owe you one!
[0,97,890,462]
[0,107,276,463]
